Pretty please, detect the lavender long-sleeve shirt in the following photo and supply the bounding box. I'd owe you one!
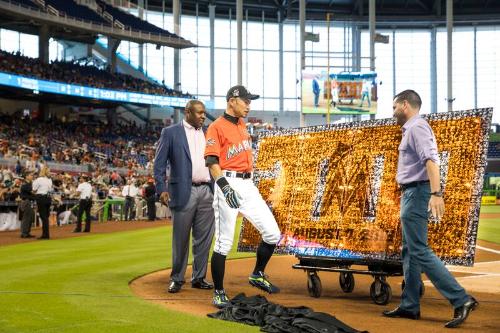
[396,115,440,185]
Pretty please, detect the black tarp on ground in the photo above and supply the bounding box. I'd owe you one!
[208,293,368,333]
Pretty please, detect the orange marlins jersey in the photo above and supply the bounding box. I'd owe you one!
[204,116,253,172]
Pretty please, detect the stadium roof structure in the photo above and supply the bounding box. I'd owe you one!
[145,0,500,27]
[0,0,195,48]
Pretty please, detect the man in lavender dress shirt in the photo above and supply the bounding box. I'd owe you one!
[382,90,478,328]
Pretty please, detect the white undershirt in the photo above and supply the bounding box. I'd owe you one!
[183,120,211,183]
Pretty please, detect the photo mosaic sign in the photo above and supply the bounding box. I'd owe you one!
[237,108,493,266]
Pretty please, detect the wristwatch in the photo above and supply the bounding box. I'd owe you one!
[430,191,443,197]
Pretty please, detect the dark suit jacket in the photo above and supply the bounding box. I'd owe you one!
[153,122,212,210]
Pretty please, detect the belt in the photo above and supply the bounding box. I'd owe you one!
[192,182,210,187]
[400,180,430,191]
[223,171,253,179]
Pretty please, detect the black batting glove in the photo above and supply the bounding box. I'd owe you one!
[216,176,241,209]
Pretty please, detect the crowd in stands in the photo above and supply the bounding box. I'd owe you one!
[0,114,159,170]
[0,167,152,203]
[0,50,194,98]
[0,166,167,233]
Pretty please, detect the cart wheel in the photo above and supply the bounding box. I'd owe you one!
[307,271,322,298]
[339,272,355,293]
[370,278,392,305]
[401,280,425,298]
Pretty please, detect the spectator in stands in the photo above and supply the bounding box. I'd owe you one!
[122,178,138,221]
[33,167,53,240]
[19,172,35,238]
[144,178,156,221]
[74,175,93,233]
[15,160,22,175]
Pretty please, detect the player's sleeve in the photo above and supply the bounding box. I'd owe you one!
[204,124,221,159]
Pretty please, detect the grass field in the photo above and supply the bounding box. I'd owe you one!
[478,205,500,244]
[0,223,259,333]
[0,207,498,333]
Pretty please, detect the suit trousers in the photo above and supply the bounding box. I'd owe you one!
[36,195,51,238]
[146,196,156,221]
[76,199,92,232]
[399,182,469,313]
[124,197,135,221]
[170,184,214,283]
[19,200,34,236]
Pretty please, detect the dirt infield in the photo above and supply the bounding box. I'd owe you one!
[480,213,500,219]
[1,216,498,331]
[0,219,169,247]
[131,240,500,333]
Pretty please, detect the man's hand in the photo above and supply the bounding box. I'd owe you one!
[160,192,170,206]
[216,177,241,209]
[428,195,445,220]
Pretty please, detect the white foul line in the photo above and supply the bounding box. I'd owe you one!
[476,245,500,255]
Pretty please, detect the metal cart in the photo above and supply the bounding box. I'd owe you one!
[292,255,425,305]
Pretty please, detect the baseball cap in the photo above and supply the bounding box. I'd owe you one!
[226,85,260,101]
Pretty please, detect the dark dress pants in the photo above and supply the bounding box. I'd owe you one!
[170,185,215,283]
[76,199,93,232]
[19,200,34,236]
[36,195,51,238]
[124,197,135,221]
[146,196,156,221]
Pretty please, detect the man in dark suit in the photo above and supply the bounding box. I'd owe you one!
[154,100,215,293]
[144,178,156,221]
[19,173,35,238]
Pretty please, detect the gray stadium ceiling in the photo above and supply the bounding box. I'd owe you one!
[138,0,500,27]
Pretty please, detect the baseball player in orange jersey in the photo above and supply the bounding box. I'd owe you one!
[204,85,281,308]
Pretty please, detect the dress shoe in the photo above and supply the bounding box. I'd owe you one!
[20,234,35,238]
[445,297,478,328]
[83,230,90,233]
[72,229,81,233]
[37,236,50,240]
[191,278,214,290]
[168,281,183,293]
[383,307,420,320]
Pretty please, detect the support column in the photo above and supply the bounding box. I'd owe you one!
[209,3,216,100]
[173,0,181,92]
[138,0,144,72]
[38,25,49,64]
[299,0,306,126]
[278,9,284,112]
[430,27,437,113]
[369,0,375,71]
[446,0,453,112]
[369,0,376,120]
[38,25,50,122]
[473,25,478,108]
[107,108,118,128]
[237,0,243,85]
[392,29,396,96]
[173,107,181,124]
[352,25,361,71]
[107,37,121,73]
